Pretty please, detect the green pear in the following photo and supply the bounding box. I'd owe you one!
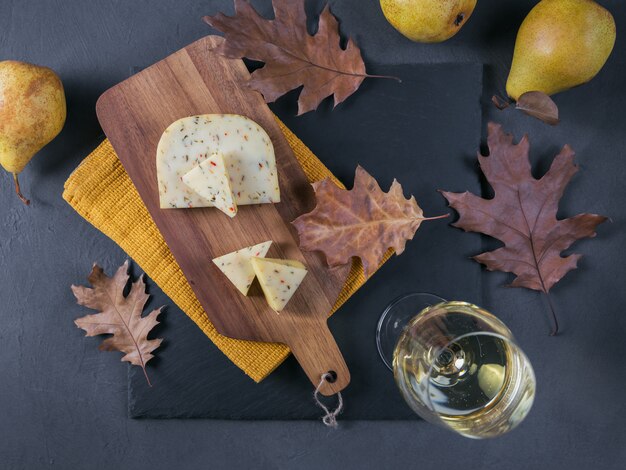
[506,0,616,101]
[380,0,477,43]
[0,61,66,204]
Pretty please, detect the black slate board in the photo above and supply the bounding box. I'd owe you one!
[128,63,484,419]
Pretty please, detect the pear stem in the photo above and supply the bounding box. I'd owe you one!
[492,94,512,110]
[13,173,30,205]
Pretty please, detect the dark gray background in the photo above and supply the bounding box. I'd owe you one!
[1,0,625,469]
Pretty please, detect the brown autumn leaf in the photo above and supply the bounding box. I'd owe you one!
[516,91,560,125]
[441,123,607,334]
[293,166,447,278]
[72,261,163,386]
[203,0,396,115]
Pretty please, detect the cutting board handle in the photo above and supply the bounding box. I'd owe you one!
[288,322,350,396]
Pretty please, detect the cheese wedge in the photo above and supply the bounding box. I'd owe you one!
[251,258,308,313]
[157,114,280,209]
[212,241,272,295]
[182,153,237,217]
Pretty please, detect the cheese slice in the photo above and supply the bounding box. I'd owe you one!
[251,258,308,313]
[181,153,237,218]
[212,241,272,295]
[157,114,280,209]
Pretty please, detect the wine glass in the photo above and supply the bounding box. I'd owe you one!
[376,294,536,438]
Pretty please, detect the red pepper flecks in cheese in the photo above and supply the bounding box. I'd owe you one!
[250,257,308,313]
[212,241,272,296]
[181,152,237,218]
[157,114,280,209]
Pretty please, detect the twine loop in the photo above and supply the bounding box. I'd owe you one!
[313,372,343,428]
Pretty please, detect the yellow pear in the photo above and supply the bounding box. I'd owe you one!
[0,61,66,204]
[379,0,477,43]
[506,0,616,101]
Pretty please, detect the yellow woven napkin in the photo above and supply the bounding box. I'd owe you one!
[63,118,389,383]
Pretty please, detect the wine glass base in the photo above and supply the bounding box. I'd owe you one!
[376,292,446,370]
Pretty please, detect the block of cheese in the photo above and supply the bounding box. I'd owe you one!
[250,258,308,313]
[212,241,272,295]
[181,153,237,218]
[156,114,280,209]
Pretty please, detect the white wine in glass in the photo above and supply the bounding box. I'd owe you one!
[379,297,535,438]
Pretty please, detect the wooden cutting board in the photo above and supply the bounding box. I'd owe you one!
[95,36,351,395]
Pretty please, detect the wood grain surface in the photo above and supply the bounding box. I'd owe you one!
[95,36,351,395]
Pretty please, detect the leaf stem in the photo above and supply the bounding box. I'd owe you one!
[543,291,559,336]
[142,366,153,387]
[421,213,449,222]
[365,73,402,83]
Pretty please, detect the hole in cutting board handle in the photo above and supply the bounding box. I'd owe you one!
[325,370,337,383]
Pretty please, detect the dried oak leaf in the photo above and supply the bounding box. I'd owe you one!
[441,123,607,296]
[293,166,446,278]
[72,261,163,386]
[516,91,560,126]
[203,0,391,115]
